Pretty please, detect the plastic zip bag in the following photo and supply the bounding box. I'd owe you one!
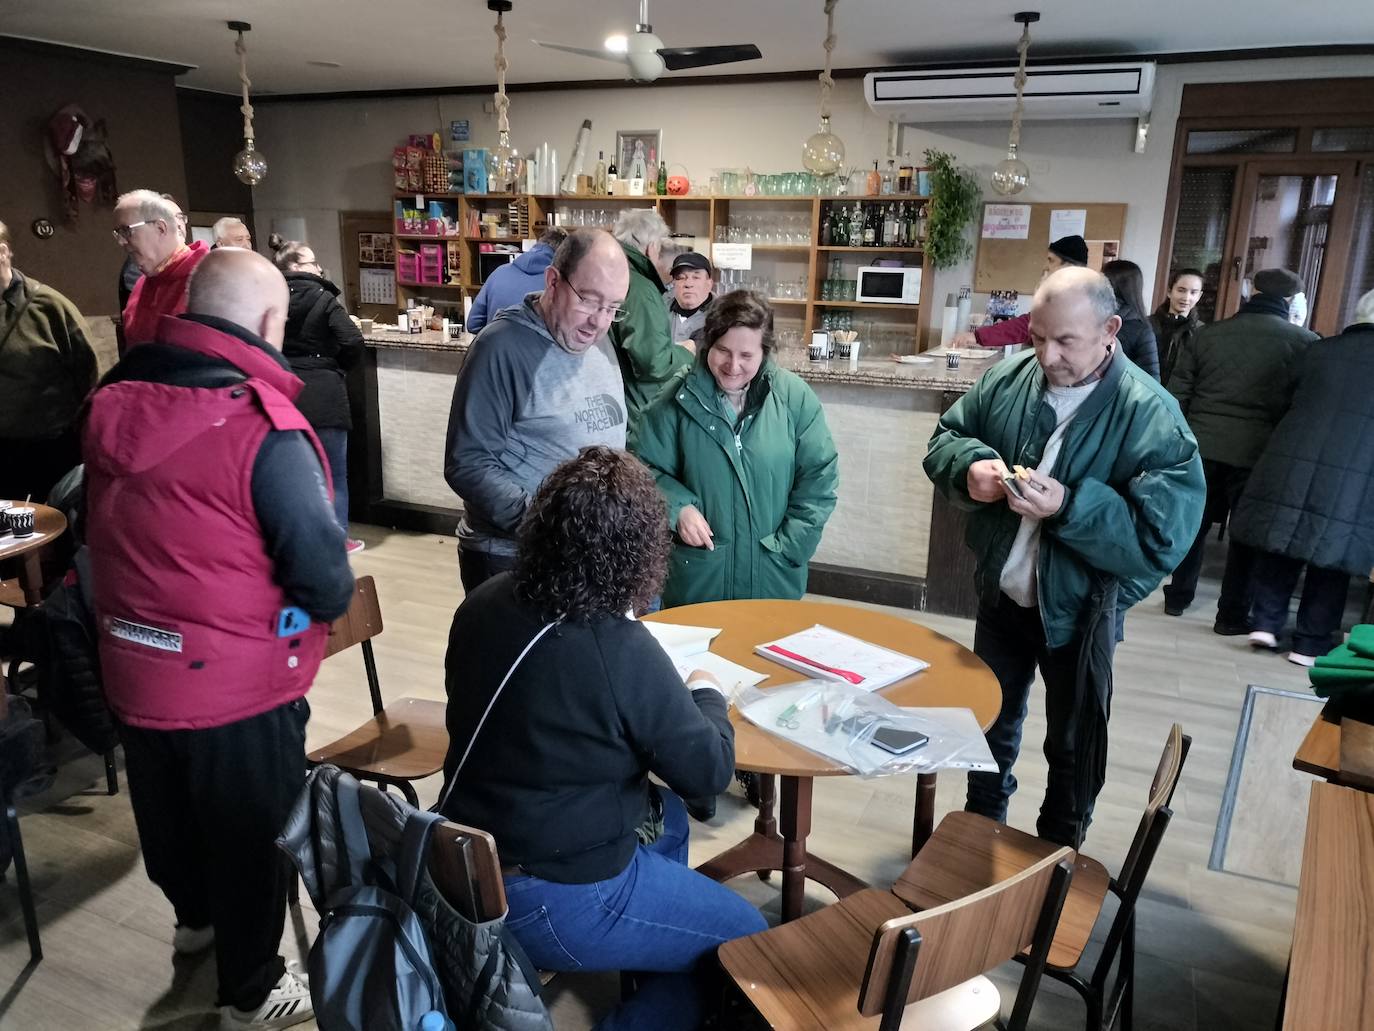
[735,679,997,778]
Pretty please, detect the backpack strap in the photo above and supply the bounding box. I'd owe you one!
[335,774,373,888]
[396,808,445,907]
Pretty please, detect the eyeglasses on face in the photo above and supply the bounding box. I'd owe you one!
[559,273,628,323]
[112,220,167,243]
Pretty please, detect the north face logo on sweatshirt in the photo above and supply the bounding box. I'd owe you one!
[575,393,626,433]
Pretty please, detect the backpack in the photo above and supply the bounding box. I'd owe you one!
[307,773,449,1031]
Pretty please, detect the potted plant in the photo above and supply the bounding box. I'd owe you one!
[923,149,982,270]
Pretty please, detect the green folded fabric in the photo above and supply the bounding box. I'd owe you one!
[1348,624,1374,659]
[1315,643,1374,672]
[1309,666,1374,696]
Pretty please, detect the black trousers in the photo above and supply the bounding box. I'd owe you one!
[1249,553,1351,657]
[968,593,1112,847]
[118,698,310,1011]
[457,544,518,595]
[1164,459,1255,625]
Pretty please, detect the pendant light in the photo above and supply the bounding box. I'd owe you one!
[990,11,1038,197]
[486,0,522,194]
[801,0,845,176]
[229,21,268,186]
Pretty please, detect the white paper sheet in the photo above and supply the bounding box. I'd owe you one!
[1049,208,1087,242]
[642,621,768,691]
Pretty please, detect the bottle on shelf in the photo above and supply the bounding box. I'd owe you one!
[915,203,929,244]
[866,160,881,196]
[862,203,878,247]
[606,155,619,191]
[883,203,898,247]
[656,158,668,196]
[819,207,832,246]
[594,151,608,195]
[898,154,914,194]
[881,159,896,196]
[847,202,864,247]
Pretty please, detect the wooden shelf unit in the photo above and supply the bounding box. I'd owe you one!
[389,191,935,350]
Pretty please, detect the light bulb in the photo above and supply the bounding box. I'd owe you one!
[487,130,522,193]
[233,140,268,186]
[990,145,1029,196]
[802,116,845,175]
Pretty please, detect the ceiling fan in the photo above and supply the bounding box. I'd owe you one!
[533,0,763,83]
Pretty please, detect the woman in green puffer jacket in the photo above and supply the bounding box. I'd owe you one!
[635,291,839,609]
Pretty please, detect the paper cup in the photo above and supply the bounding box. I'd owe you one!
[946,353,961,370]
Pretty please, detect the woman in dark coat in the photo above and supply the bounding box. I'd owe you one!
[272,239,365,553]
[1103,259,1161,380]
[1230,289,1374,664]
[1151,267,1204,387]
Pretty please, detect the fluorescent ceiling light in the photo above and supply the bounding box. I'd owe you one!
[604,34,628,53]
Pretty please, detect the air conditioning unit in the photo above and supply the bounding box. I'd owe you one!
[865,62,1156,122]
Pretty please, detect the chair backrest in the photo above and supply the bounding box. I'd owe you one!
[326,575,384,659]
[426,819,507,924]
[858,845,1074,1017]
[1118,723,1190,890]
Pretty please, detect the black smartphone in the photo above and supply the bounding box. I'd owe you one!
[1001,473,1027,500]
[870,726,929,756]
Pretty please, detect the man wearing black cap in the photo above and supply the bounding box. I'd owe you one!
[1163,267,1319,630]
[950,235,1089,350]
[664,251,715,349]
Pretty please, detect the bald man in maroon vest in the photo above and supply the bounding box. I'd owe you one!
[83,248,355,1029]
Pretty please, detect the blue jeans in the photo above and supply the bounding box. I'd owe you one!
[502,790,766,1031]
[315,428,350,531]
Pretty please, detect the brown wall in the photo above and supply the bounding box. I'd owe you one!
[177,89,255,219]
[0,39,189,316]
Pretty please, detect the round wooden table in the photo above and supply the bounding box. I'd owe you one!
[645,599,1000,922]
[0,502,68,607]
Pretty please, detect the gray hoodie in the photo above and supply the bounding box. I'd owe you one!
[444,294,626,554]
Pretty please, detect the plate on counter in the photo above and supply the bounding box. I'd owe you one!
[893,355,935,364]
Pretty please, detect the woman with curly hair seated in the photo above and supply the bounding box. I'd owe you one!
[436,445,765,1031]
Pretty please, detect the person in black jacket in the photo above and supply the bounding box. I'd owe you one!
[1230,289,1374,664]
[1103,259,1161,380]
[1150,267,1204,386]
[272,239,365,554]
[436,446,764,1031]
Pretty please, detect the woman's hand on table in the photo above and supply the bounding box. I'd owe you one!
[967,458,1012,503]
[677,505,715,550]
[686,669,725,696]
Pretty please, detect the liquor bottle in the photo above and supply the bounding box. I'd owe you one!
[848,202,864,246]
[915,203,929,243]
[862,203,878,247]
[866,160,881,196]
[607,155,618,191]
[883,202,898,246]
[656,158,668,196]
[881,159,896,196]
[897,155,914,194]
[593,151,608,195]
[819,206,833,246]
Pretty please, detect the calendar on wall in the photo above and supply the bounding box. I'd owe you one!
[359,268,396,306]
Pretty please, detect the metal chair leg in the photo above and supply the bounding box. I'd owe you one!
[6,801,42,963]
[104,749,119,795]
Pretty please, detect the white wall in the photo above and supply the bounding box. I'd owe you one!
[251,54,1371,320]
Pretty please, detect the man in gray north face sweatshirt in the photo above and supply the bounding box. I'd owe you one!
[445,229,630,592]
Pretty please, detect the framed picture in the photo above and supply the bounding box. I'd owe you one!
[615,129,663,178]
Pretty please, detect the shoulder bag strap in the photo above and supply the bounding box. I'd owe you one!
[435,621,558,813]
[396,808,445,906]
[335,773,374,888]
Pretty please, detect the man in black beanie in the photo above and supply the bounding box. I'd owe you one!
[1163,267,1319,630]
[951,236,1089,349]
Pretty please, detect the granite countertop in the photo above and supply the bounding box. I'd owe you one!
[364,327,470,353]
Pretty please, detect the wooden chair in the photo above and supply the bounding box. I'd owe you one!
[306,577,448,806]
[893,724,1191,1031]
[718,846,1074,1031]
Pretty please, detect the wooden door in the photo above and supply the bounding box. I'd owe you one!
[1223,158,1361,335]
[337,210,396,321]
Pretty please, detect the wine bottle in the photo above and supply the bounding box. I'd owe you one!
[656,159,667,196]
[862,203,877,247]
[607,155,619,192]
[594,151,607,195]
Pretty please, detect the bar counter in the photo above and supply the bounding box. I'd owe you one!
[353,329,999,615]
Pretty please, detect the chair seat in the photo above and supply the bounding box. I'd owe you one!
[893,811,1111,971]
[307,697,449,781]
[720,888,953,1031]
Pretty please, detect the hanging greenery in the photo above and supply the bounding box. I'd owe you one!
[923,148,983,270]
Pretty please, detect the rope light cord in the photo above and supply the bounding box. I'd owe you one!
[493,11,510,134]
[818,0,837,120]
[235,30,255,143]
[1007,22,1032,151]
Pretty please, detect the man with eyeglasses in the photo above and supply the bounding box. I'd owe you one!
[444,228,630,592]
[114,189,209,354]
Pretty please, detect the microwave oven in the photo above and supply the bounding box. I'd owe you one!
[477,251,517,284]
[855,265,921,304]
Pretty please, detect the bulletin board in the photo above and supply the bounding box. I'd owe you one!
[973,202,1128,294]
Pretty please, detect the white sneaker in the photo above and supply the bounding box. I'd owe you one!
[172,923,215,955]
[1287,652,1318,668]
[1249,631,1279,650]
[220,964,313,1029]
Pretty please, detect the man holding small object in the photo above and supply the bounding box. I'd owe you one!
[926,267,1204,846]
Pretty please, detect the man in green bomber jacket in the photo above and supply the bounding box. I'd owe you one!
[925,267,1204,847]
[635,291,838,608]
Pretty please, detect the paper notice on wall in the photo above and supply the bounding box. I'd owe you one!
[1049,208,1088,242]
[981,204,1031,239]
[359,268,396,306]
[711,243,753,270]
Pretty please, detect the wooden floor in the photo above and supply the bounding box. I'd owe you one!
[0,525,1331,1030]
